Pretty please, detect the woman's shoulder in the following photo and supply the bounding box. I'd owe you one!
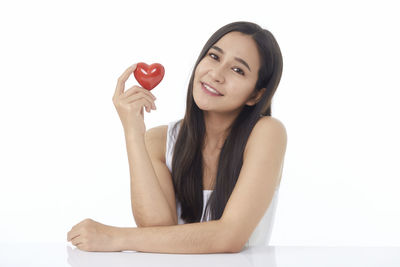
[244,116,287,155]
[246,116,286,138]
[145,120,182,164]
[256,116,286,132]
[145,124,169,163]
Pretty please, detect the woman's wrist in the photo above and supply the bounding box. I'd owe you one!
[112,226,127,251]
[113,226,137,252]
[124,128,145,142]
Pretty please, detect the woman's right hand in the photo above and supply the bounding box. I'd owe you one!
[112,64,157,137]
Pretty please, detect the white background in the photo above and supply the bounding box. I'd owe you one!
[0,0,399,246]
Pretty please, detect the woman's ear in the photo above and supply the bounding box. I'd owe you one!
[245,88,266,106]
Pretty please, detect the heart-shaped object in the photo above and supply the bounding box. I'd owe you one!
[133,62,165,90]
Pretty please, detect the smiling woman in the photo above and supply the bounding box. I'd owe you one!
[68,21,286,254]
[177,22,284,227]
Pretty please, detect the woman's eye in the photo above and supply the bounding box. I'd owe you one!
[208,53,245,76]
[233,67,245,75]
[209,53,218,60]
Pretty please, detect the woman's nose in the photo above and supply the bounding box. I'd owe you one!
[209,66,225,83]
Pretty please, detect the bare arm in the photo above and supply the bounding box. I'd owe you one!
[116,219,239,254]
[124,129,177,227]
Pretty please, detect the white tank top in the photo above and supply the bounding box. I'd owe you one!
[165,119,280,247]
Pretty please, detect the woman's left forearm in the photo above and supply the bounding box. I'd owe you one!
[115,220,240,254]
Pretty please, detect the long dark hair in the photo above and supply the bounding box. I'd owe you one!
[171,21,283,223]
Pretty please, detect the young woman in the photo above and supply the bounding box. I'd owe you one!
[67,21,287,254]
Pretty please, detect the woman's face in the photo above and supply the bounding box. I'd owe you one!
[193,31,263,114]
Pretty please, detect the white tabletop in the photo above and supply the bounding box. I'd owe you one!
[1,242,399,267]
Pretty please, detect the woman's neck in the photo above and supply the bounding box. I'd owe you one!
[203,111,235,151]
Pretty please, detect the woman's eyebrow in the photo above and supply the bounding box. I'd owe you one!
[210,46,251,72]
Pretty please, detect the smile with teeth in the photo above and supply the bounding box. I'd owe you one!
[202,83,222,96]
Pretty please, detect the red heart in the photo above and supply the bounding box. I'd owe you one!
[133,62,165,90]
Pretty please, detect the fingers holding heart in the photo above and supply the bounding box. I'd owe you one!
[114,64,137,97]
[123,86,156,100]
[124,93,156,112]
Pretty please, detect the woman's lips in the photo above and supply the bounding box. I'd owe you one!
[201,82,223,96]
